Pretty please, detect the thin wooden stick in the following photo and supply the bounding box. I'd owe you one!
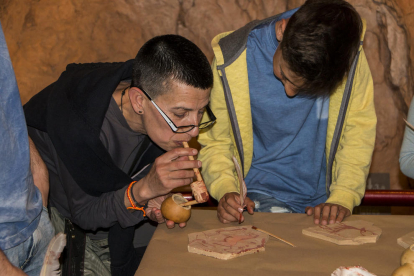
[182,142,203,182]
[404,118,414,131]
[252,226,296,247]
[180,200,199,207]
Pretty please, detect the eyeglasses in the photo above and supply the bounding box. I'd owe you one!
[139,87,216,133]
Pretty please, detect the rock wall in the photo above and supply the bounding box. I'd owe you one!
[1,0,413,191]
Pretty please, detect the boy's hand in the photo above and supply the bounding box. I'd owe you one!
[217,192,255,223]
[305,203,351,225]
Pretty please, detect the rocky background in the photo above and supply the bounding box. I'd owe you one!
[1,0,413,197]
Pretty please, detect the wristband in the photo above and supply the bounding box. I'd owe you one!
[126,181,146,216]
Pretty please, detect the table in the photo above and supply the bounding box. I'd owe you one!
[136,209,414,276]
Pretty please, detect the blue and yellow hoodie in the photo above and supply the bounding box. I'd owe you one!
[198,13,376,212]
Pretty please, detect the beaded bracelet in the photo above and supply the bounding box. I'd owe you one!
[126,181,146,216]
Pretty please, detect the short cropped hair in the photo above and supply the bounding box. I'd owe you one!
[131,35,213,98]
[280,0,362,96]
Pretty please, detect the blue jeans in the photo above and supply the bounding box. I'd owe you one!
[248,192,294,213]
[4,207,55,276]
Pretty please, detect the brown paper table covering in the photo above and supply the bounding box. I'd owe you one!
[136,209,414,276]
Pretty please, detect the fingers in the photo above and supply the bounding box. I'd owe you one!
[147,208,166,224]
[217,193,243,223]
[320,205,332,225]
[328,205,338,225]
[311,204,351,225]
[168,169,196,180]
[217,211,231,223]
[336,206,351,223]
[173,155,190,162]
[144,150,201,199]
[245,197,255,215]
[313,204,322,224]
[165,220,186,229]
[169,178,194,188]
[153,208,166,224]
[162,148,199,163]
[305,206,314,216]
[168,159,201,172]
[153,148,201,176]
[166,220,175,229]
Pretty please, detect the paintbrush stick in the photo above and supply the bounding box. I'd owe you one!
[182,142,203,182]
[252,226,296,247]
[404,118,414,131]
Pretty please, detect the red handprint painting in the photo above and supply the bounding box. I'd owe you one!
[302,220,382,245]
[188,225,269,260]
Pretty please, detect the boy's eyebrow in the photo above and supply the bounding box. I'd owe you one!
[171,107,192,111]
[171,103,210,112]
[280,65,299,88]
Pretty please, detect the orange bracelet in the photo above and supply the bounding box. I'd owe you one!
[126,181,146,216]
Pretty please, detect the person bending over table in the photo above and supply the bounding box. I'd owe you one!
[400,97,414,178]
[198,0,376,226]
[24,35,214,276]
[0,21,54,276]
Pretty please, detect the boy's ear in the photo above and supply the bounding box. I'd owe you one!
[276,18,289,42]
[129,87,145,114]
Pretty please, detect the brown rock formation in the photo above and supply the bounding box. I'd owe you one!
[1,0,413,192]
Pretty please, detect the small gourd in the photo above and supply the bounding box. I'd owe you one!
[161,194,191,223]
[401,244,414,266]
[392,244,414,276]
[392,263,414,276]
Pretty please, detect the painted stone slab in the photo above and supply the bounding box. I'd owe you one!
[397,231,414,249]
[188,225,269,260]
[302,220,382,245]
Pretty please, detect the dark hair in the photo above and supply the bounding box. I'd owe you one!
[280,0,362,96]
[131,35,213,98]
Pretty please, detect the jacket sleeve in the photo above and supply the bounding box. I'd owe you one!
[28,127,145,231]
[67,184,144,231]
[198,58,239,201]
[399,97,414,178]
[326,49,377,211]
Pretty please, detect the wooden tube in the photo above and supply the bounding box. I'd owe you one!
[183,142,209,203]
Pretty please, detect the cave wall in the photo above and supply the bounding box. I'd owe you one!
[1,0,413,191]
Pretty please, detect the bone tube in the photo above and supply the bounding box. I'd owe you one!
[190,181,209,203]
[183,142,209,203]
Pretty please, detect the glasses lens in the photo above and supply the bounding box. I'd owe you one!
[198,120,215,129]
[175,126,195,133]
[173,107,216,133]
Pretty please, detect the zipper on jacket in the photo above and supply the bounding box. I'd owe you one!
[219,68,245,176]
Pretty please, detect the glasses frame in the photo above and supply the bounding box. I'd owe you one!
[138,87,216,133]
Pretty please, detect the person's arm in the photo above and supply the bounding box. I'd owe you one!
[307,48,376,224]
[328,49,376,208]
[27,127,139,231]
[0,249,27,276]
[198,58,239,200]
[400,97,414,178]
[69,148,199,230]
[29,127,198,231]
[198,57,254,223]
[127,148,200,228]
[28,137,49,207]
